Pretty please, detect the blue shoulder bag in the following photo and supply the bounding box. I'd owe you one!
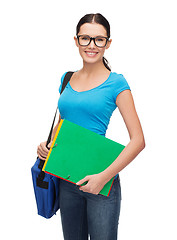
[31,71,74,219]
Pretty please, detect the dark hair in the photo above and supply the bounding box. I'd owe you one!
[76,13,111,71]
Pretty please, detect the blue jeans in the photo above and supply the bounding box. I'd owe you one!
[59,175,122,240]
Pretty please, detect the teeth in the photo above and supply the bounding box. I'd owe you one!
[86,52,97,55]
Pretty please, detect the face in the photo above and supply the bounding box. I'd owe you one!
[74,23,112,65]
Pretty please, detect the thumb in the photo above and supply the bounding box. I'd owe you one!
[47,141,53,149]
[76,176,89,185]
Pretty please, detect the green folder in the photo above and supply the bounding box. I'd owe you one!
[43,119,125,196]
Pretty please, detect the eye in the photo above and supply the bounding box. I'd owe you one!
[96,38,104,42]
[81,36,90,41]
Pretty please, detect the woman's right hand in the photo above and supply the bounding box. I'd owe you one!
[37,141,52,161]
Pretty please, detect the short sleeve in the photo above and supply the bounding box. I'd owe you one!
[113,74,131,102]
[59,72,67,94]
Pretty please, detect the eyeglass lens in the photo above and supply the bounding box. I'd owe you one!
[78,35,107,47]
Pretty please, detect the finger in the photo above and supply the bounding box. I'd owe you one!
[37,149,47,158]
[76,176,89,185]
[37,148,48,159]
[37,145,48,158]
[40,143,49,155]
[76,179,85,186]
[38,152,46,160]
[79,184,89,192]
[47,141,53,148]
[37,153,46,161]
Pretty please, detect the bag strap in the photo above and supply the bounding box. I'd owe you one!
[37,71,74,187]
[45,71,74,149]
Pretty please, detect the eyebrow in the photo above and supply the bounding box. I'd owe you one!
[78,34,107,38]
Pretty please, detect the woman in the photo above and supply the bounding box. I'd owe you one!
[37,13,145,240]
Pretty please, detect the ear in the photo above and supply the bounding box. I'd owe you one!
[74,36,79,47]
[105,39,112,50]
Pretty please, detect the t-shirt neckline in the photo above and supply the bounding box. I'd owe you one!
[68,71,112,93]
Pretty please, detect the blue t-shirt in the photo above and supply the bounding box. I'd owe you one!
[58,71,131,179]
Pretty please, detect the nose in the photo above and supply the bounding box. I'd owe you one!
[89,38,96,48]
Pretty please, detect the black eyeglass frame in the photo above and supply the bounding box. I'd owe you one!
[77,35,109,48]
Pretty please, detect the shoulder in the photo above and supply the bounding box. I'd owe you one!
[110,72,128,83]
[60,72,68,82]
[110,72,131,102]
[61,71,76,82]
[59,71,68,94]
[110,72,130,87]
[59,71,75,93]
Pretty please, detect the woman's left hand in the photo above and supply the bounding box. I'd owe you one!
[76,173,107,195]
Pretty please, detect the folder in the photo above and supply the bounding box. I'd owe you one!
[43,119,125,196]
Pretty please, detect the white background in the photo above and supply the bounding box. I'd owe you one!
[0,0,176,239]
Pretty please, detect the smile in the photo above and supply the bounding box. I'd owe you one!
[85,51,98,57]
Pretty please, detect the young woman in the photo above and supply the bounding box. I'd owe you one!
[37,13,145,240]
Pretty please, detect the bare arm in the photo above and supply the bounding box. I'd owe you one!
[101,89,146,183]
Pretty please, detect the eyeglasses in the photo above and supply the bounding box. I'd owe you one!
[77,35,109,48]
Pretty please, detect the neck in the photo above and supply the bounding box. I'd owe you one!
[81,59,110,76]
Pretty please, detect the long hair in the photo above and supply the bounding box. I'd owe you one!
[76,13,111,71]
